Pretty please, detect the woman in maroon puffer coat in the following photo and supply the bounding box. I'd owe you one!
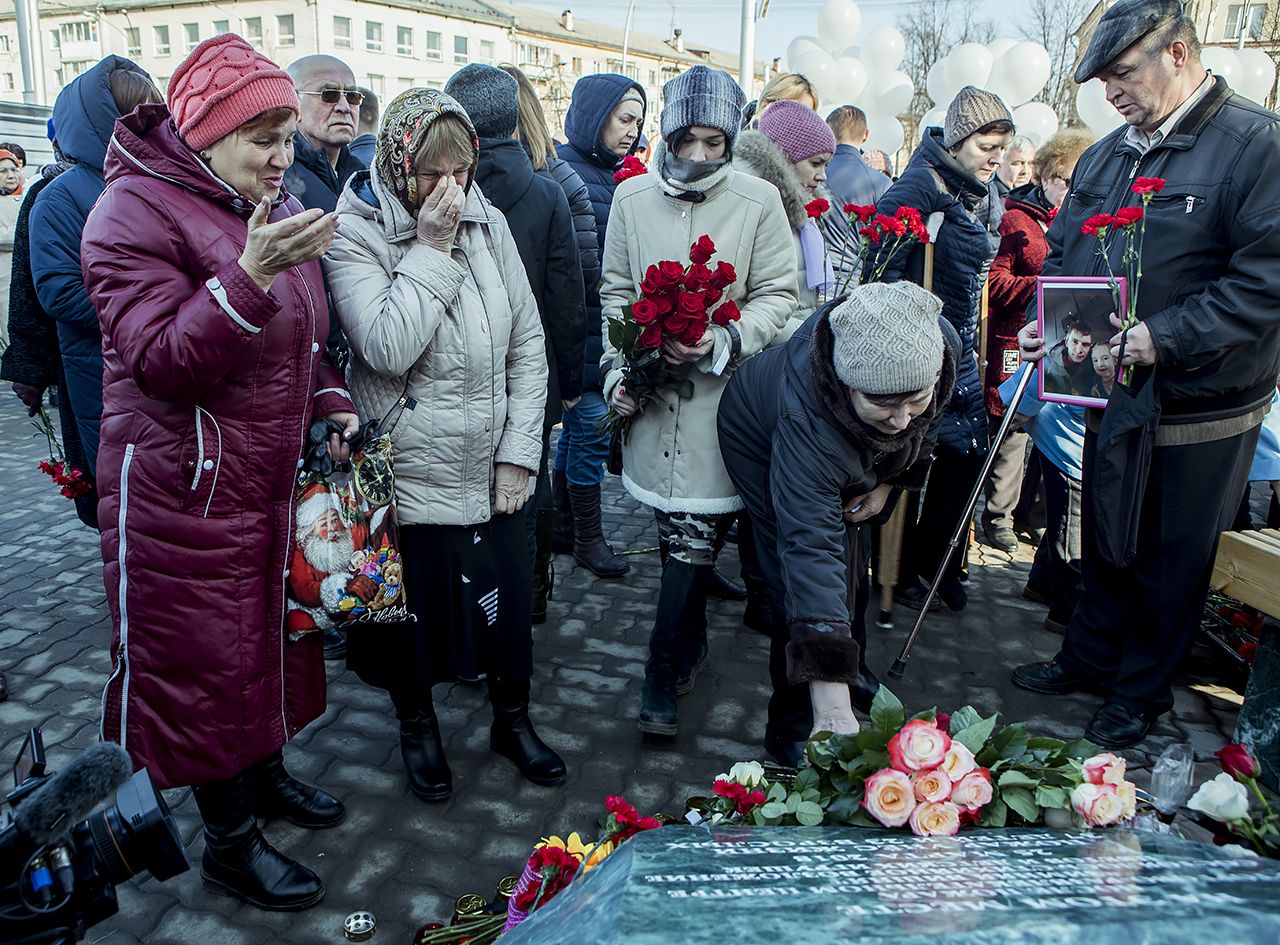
[81,34,356,912]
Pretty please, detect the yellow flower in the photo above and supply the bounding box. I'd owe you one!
[537,832,614,872]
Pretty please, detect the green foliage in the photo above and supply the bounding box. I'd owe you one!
[869,686,905,734]
[950,713,998,754]
[1001,786,1040,823]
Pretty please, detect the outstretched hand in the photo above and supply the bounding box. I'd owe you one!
[240,198,339,291]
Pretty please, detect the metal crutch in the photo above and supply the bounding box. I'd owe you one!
[887,360,1036,679]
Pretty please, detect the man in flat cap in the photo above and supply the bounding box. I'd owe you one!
[1012,0,1280,748]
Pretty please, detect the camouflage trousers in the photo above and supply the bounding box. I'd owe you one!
[654,510,735,567]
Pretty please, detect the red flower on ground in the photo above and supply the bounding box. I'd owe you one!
[689,234,717,266]
[512,845,581,912]
[713,779,768,815]
[1113,206,1144,226]
[712,300,740,327]
[710,261,737,290]
[613,154,648,184]
[1131,176,1166,196]
[935,711,952,734]
[805,197,830,219]
[1081,214,1115,236]
[603,794,662,843]
[1238,641,1259,663]
[630,298,659,325]
[845,203,877,223]
[1215,743,1261,780]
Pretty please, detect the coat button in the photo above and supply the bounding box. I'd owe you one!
[664,451,669,458]
[283,569,291,578]
[202,459,214,470]
[312,342,320,353]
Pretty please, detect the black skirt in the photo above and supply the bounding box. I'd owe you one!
[348,510,533,697]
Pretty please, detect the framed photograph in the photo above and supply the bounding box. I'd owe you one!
[1036,276,1128,409]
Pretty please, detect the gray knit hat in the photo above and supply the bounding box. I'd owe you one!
[660,65,746,150]
[830,282,945,395]
[444,64,518,139]
[943,86,1014,149]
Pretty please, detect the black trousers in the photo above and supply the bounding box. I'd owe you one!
[901,445,986,586]
[1059,425,1260,714]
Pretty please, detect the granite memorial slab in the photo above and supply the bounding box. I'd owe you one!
[1236,623,1280,794]
[504,825,1280,944]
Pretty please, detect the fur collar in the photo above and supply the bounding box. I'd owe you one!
[733,131,809,230]
[809,305,957,459]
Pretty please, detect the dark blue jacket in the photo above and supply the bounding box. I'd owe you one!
[872,128,1003,455]
[30,56,148,476]
[826,143,889,211]
[556,74,645,390]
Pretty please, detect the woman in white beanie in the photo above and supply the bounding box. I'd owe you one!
[717,283,960,764]
[602,64,797,739]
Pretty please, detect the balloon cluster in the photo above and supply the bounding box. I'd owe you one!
[1200,46,1277,104]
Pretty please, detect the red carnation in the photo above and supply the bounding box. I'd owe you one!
[38,460,56,476]
[1081,214,1115,236]
[1113,206,1144,226]
[845,203,876,223]
[630,298,659,325]
[710,261,737,290]
[874,213,907,238]
[512,845,580,912]
[689,234,717,266]
[805,197,830,219]
[603,794,662,843]
[1131,176,1166,196]
[1238,641,1259,663]
[894,205,923,225]
[613,154,648,185]
[711,300,740,327]
[860,225,882,244]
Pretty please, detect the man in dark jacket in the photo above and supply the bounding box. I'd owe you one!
[1012,1,1280,748]
[284,56,365,211]
[718,283,958,767]
[349,86,377,167]
[825,106,889,210]
[445,64,587,624]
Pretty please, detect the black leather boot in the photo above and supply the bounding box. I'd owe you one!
[253,751,345,829]
[569,484,629,578]
[489,677,567,786]
[708,568,747,601]
[393,693,452,802]
[531,508,555,625]
[551,469,574,554]
[192,771,325,911]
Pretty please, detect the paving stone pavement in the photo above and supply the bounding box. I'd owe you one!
[0,394,1248,945]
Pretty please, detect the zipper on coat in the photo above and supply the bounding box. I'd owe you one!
[99,443,136,748]
[195,407,223,518]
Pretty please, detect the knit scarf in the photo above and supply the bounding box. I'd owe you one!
[799,219,835,293]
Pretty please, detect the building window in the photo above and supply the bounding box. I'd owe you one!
[213,20,229,35]
[425,31,442,61]
[571,57,583,73]
[607,59,640,82]
[366,22,383,53]
[333,17,351,49]
[243,17,263,47]
[1225,4,1266,40]
[479,39,496,64]
[153,25,170,56]
[518,42,553,67]
[0,36,9,54]
[125,27,141,57]
[49,30,61,52]
[426,80,443,90]
[454,35,468,65]
[277,15,295,47]
[367,74,385,98]
[3,73,14,91]
[59,21,97,45]
[183,23,199,54]
[649,70,657,86]
[399,76,414,91]
[65,60,92,79]
[397,26,413,56]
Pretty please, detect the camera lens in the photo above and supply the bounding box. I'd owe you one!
[86,770,187,884]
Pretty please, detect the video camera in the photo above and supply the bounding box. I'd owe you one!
[0,729,188,945]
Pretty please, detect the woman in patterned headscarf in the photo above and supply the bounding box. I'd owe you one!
[324,89,562,802]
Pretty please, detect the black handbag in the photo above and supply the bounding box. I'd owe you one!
[606,426,624,476]
[1088,350,1160,568]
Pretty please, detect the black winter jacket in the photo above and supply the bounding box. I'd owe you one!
[874,128,1002,455]
[283,131,363,215]
[556,74,646,391]
[475,138,586,426]
[541,156,601,294]
[1047,76,1280,422]
[718,304,958,638]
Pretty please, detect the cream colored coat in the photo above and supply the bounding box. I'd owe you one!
[324,169,546,527]
[600,149,797,514]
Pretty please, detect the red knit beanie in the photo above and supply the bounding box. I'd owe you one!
[167,33,299,150]
[758,100,837,164]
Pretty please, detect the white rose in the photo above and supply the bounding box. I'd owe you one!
[1187,772,1250,823]
[726,760,765,788]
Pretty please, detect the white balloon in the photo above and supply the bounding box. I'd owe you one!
[816,0,863,54]
[987,37,1018,60]
[786,35,825,73]
[1236,48,1278,103]
[944,43,994,94]
[866,117,905,155]
[1202,46,1243,89]
[867,69,914,117]
[1075,79,1123,133]
[999,42,1052,106]
[794,47,838,94]
[861,27,906,74]
[922,106,947,129]
[826,56,869,104]
[984,53,1021,107]
[1013,101,1059,147]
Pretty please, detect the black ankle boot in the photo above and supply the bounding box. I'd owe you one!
[531,508,555,625]
[192,772,325,912]
[394,694,452,802]
[551,469,574,554]
[488,677,567,786]
[639,667,679,735]
[568,484,629,577]
[253,751,345,829]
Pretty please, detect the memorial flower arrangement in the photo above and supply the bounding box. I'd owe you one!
[686,759,827,827]
[32,406,92,500]
[602,236,741,439]
[1187,743,1280,858]
[834,203,931,295]
[1079,176,1167,384]
[803,688,1138,835]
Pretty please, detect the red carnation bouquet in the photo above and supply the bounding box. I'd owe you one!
[604,235,741,439]
[33,405,92,500]
[837,203,931,294]
[1079,176,1166,384]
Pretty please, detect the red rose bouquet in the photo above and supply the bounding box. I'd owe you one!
[604,235,741,439]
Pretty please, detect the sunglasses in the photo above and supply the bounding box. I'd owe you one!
[300,89,365,106]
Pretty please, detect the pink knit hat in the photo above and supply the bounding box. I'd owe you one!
[167,33,299,150]
[758,100,837,164]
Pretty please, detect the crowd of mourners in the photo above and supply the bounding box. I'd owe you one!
[2,0,1279,914]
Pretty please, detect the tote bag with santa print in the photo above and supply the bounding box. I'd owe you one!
[285,432,413,640]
